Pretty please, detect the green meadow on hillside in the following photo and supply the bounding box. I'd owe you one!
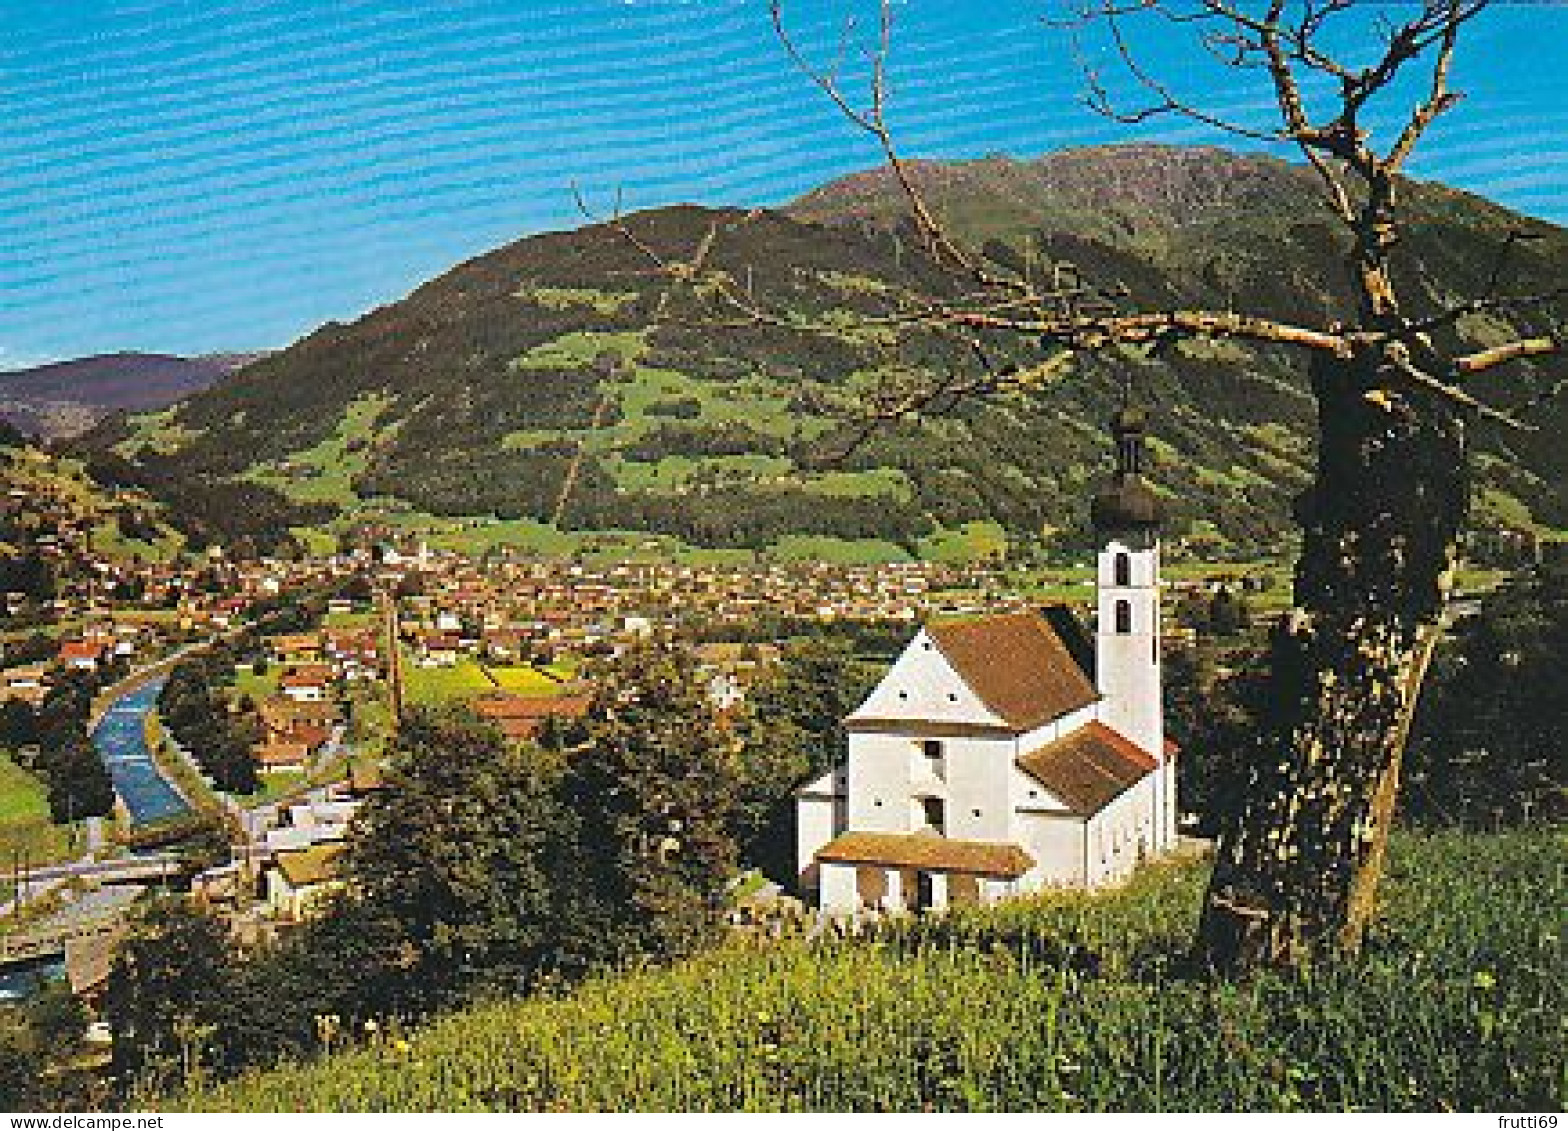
[172,827,1563,1112]
[0,754,76,867]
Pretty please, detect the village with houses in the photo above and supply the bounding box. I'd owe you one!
[4,393,1540,1028]
[0,405,1316,1020]
[2,0,1563,1111]
[2,378,1551,1114]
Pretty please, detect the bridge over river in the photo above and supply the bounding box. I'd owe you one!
[0,886,145,997]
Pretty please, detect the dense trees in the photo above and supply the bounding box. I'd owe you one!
[103,651,745,1092]
[81,448,327,557]
[0,550,55,602]
[11,666,119,823]
[159,660,261,795]
[731,638,881,881]
[104,898,241,1091]
[1404,563,1567,827]
[346,708,566,1004]
[1164,647,1248,837]
[552,646,741,972]
[0,985,95,1110]
[1167,562,1567,837]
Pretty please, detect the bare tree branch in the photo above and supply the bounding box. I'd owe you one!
[1456,337,1562,375]
[579,1,1560,450]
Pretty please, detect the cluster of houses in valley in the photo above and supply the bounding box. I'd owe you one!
[2,480,1310,962]
[390,556,977,659]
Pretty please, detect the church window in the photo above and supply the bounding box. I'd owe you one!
[921,797,946,835]
[1114,552,1131,587]
[919,739,945,779]
[1115,599,1132,634]
[947,692,958,703]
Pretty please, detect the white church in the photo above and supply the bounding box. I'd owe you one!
[797,404,1177,914]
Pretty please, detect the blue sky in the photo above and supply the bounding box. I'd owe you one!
[1,0,1563,366]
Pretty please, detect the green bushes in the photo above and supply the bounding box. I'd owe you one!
[1404,565,1568,826]
[158,660,260,795]
[111,650,744,1094]
[172,827,1563,1112]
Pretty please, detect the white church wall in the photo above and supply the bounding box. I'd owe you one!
[846,731,917,832]
[1085,778,1160,887]
[1096,533,1164,762]
[1013,702,1100,759]
[1010,766,1074,818]
[820,862,858,915]
[1098,536,1160,588]
[848,629,1007,729]
[796,775,842,891]
[932,734,1017,844]
[1017,811,1087,889]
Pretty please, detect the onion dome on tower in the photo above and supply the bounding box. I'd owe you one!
[1090,402,1165,532]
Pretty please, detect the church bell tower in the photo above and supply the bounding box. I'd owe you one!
[1091,402,1174,850]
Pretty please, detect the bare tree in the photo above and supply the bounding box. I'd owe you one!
[1055,0,1565,971]
[593,0,1564,972]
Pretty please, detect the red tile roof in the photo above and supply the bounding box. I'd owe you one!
[255,740,310,768]
[816,831,1034,879]
[926,611,1098,731]
[280,664,332,687]
[1016,721,1158,816]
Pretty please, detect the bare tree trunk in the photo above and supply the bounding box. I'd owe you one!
[1195,351,1467,972]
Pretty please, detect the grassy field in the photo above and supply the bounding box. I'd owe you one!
[766,535,913,565]
[403,654,572,704]
[345,688,396,755]
[322,611,378,631]
[243,393,392,508]
[0,754,76,866]
[483,664,565,696]
[172,828,1562,1112]
[231,666,280,703]
[243,771,308,808]
[537,660,577,683]
[401,656,496,705]
[917,521,1009,565]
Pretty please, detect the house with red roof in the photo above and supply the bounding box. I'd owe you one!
[58,639,107,671]
[799,406,1177,915]
[279,664,333,703]
[469,692,592,742]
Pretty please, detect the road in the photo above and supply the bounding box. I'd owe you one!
[0,853,182,920]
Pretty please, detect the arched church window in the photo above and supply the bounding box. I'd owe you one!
[1115,599,1132,634]
[1114,552,1131,587]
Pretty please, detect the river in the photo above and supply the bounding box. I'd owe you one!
[0,955,64,1002]
[1,680,191,1001]
[91,678,192,828]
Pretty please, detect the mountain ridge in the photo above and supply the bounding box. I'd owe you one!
[81,145,1568,560]
[1,351,263,440]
